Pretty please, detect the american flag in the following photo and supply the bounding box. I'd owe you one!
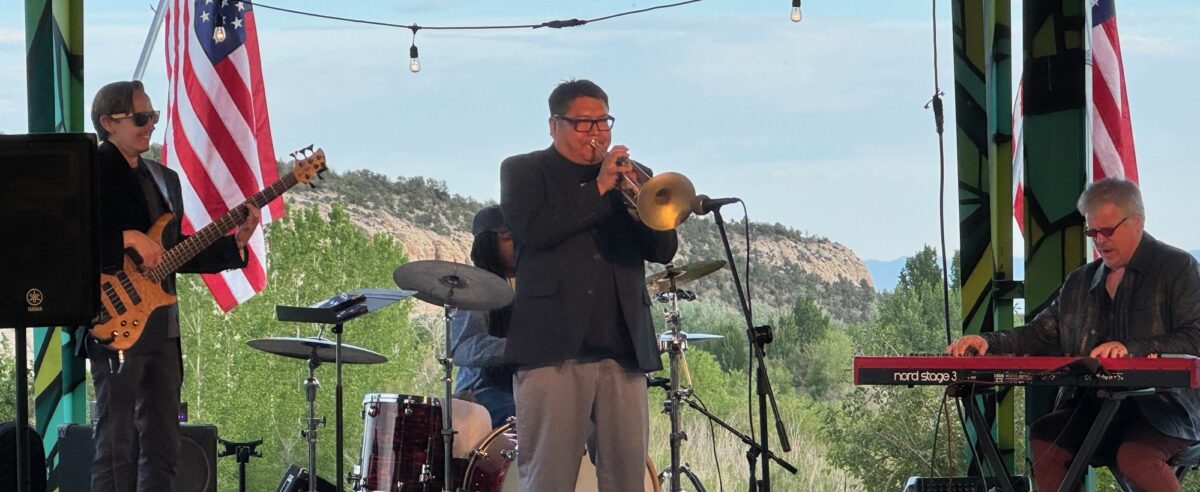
[1014,0,1137,233]
[163,0,282,310]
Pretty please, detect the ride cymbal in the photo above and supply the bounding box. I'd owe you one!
[393,260,513,311]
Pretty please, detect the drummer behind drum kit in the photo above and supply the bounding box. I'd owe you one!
[247,167,735,491]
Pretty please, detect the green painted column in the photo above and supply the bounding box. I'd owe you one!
[25,1,87,490]
[952,0,1015,476]
[1020,0,1089,487]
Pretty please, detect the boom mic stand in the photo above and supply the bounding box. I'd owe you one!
[709,207,795,491]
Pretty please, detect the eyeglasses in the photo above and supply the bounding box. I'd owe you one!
[555,114,615,132]
[1084,217,1128,238]
[108,110,160,127]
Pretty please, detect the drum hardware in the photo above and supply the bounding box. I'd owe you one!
[393,260,514,492]
[217,437,264,492]
[265,289,410,492]
[248,336,386,492]
[658,463,707,492]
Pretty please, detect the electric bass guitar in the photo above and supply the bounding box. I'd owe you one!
[90,147,326,351]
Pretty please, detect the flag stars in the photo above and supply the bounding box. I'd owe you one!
[235,1,245,12]
[232,17,243,29]
[200,11,210,22]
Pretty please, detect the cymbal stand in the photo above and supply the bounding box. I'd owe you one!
[438,303,457,492]
[303,348,325,492]
[657,267,690,492]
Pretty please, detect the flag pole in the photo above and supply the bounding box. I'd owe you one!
[134,0,171,80]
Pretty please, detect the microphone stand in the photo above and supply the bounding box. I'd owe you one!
[710,208,793,491]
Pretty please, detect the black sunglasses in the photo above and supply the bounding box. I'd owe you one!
[1084,217,1128,238]
[109,110,160,127]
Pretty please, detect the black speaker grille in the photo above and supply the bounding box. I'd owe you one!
[0,133,99,327]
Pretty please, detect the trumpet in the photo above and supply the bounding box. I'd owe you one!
[590,139,696,231]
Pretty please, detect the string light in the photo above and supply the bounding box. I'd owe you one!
[790,0,803,23]
[408,27,421,73]
[213,13,228,42]
[238,0,704,72]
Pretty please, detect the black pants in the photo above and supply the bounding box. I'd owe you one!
[87,321,182,492]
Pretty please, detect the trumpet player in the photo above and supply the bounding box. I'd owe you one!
[499,79,678,491]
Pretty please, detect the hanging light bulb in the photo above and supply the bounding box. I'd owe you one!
[790,0,803,22]
[407,26,422,73]
[409,44,421,73]
[213,14,227,42]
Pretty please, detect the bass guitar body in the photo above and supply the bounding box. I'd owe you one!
[91,213,177,351]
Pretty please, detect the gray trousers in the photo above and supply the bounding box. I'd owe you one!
[87,323,182,492]
[514,359,649,492]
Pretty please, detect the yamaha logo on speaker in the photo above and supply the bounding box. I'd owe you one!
[25,288,43,312]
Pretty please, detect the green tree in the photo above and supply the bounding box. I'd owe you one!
[898,245,943,291]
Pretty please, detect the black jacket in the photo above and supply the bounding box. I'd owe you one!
[96,141,246,346]
[500,146,678,371]
[982,233,1200,440]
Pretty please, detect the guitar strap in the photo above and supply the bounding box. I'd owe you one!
[141,159,175,213]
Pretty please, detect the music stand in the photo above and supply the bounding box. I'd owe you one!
[276,288,414,492]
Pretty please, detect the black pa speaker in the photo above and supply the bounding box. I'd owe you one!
[57,423,217,492]
[0,421,46,492]
[0,133,100,327]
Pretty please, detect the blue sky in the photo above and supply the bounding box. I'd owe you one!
[1,1,1197,261]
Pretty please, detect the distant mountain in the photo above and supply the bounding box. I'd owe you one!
[868,255,1027,292]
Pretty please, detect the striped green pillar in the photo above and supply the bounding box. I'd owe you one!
[25,1,87,490]
[1020,0,1089,486]
[952,0,1015,475]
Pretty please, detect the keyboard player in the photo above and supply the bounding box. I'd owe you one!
[946,178,1200,492]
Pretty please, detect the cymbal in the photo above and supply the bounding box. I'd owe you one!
[393,260,513,311]
[658,331,725,343]
[248,337,388,365]
[646,259,726,293]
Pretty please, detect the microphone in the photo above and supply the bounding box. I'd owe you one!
[690,194,740,216]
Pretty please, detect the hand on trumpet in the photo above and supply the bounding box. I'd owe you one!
[597,144,636,196]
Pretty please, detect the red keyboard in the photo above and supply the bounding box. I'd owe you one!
[853,355,1200,389]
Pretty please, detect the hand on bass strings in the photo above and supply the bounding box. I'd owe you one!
[124,229,164,270]
[234,205,262,250]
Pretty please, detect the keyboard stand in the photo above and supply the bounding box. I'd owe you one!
[949,384,1018,492]
[1058,387,1157,492]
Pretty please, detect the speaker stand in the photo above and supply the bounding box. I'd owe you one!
[13,326,30,492]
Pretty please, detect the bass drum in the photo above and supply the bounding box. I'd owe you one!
[461,422,661,492]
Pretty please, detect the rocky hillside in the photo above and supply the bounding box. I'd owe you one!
[285,169,877,322]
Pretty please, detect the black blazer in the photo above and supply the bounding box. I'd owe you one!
[95,141,246,352]
[98,141,246,280]
[499,146,678,371]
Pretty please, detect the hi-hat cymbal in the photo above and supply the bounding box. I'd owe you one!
[247,337,388,365]
[393,260,513,311]
[658,331,724,343]
[645,259,726,293]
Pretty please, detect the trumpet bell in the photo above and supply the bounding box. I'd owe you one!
[636,172,696,231]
